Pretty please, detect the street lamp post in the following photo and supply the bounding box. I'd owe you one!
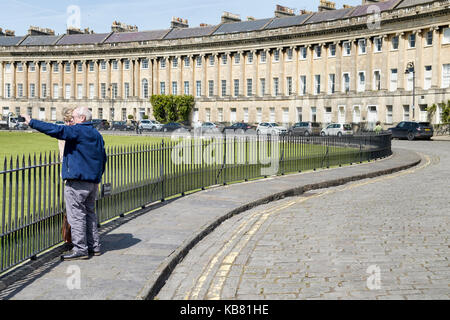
[405,62,415,121]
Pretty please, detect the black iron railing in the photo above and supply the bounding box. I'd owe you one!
[0,133,391,274]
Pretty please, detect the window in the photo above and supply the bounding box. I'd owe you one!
[100,61,107,70]
[208,80,214,97]
[4,83,11,98]
[328,74,335,94]
[286,77,293,96]
[311,107,317,122]
[89,62,95,72]
[299,47,307,59]
[373,71,381,91]
[122,108,127,121]
[324,107,332,123]
[408,34,416,48]
[98,108,103,119]
[124,59,130,70]
[234,53,240,64]
[386,105,393,124]
[196,56,202,67]
[141,59,149,69]
[17,83,23,97]
[403,105,410,121]
[41,62,47,72]
[246,79,253,97]
[424,66,432,90]
[358,39,366,54]
[287,48,293,61]
[442,64,450,88]
[391,36,399,50]
[406,71,414,91]
[184,81,190,95]
[299,75,306,95]
[196,81,202,97]
[273,49,280,62]
[218,108,224,122]
[282,108,289,124]
[142,79,149,98]
[173,81,178,95]
[260,51,267,63]
[358,72,365,92]
[273,77,279,96]
[342,73,350,92]
[247,52,253,64]
[256,108,262,123]
[101,83,106,99]
[270,108,275,122]
[184,57,190,67]
[39,108,45,120]
[17,63,23,72]
[221,80,226,97]
[160,58,166,69]
[30,84,35,98]
[65,62,71,73]
[5,63,11,73]
[41,84,47,98]
[353,106,361,123]
[374,37,382,52]
[314,45,322,58]
[343,42,351,56]
[53,84,59,99]
[443,28,450,44]
[65,84,71,99]
[260,78,266,96]
[172,57,178,68]
[89,84,95,99]
[111,83,118,99]
[314,75,320,95]
[243,108,249,123]
[221,54,227,65]
[425,31,433,46]
[77,62,83,72]
[159,81,165,95]
[209,55,214,66]
[296,107,303,122]
[329,44,336,57]
[233,79,239,97]
[390,69,398,91]
[77,84,83,99]
[29,62,35,72]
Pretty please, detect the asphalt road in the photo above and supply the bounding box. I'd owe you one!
[157,140,450,300]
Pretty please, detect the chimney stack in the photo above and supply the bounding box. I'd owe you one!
[362,0,381,4]
[221,11,241,23]
[171,17,189,28]
[318,0,336,11]
[5,29,15,37]
[343,4,354,9]
[274,5,295,18]
[67,27,93,35]
[111,21,138,33]
[28,26,55,36]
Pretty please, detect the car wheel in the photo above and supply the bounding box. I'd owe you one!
[304,131,310,137]
[320,132,325,137]
[257,130,261,135]
[407,132,415,141]
[337,132,342,137]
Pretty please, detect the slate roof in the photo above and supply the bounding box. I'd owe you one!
[264,14,312,30]
[55,33,111,45]
[212,18,273,35]
[20,35,62,46]
[104,29,169,43]
[164,25,217,40]
[0,36,24,46]
[395,0,435,8]
[304,7,354,24]
[349,0,399,17]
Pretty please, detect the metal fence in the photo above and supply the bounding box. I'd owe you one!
[0,133,391,275]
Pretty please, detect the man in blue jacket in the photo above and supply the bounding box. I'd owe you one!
[23,107,107,261]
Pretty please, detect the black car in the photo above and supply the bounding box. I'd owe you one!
[161,122,190,132]
[91,119,110,130]
[110,121,134,131]
[222,122,255,133]
[388,121,434,140]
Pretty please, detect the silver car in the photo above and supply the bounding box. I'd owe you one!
[288,122,321,136]
[139,119,163,132]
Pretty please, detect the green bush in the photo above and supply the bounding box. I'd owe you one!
[150,95,195,123]
[427,100,450,123]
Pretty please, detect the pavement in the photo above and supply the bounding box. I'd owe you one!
[0,143,430,300]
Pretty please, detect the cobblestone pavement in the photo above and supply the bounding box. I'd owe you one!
[157,140,449,300]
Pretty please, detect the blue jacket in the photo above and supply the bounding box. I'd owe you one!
[29,120,107,183]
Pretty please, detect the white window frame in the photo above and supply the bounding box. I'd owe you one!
[358,39,367,55]
[357,71,366,92]
[373,70,381,91]
[390,69,398,92]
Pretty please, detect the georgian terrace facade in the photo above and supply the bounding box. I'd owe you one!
[0,0,449,129]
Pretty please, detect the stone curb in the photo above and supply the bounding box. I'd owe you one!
[138,150,422,300]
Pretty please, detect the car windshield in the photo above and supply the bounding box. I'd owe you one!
[418,122,431,127]
[270,123,279,126]
[343,124,352,130]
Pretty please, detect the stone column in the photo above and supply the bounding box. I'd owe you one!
[279,47,285,96]
[35,61,40,99]
[83,60,88,99]
[381,35,389,91]
[335,41,342,93]
[431,26,440,88]
[118,59,123,99]
[71,60,76,99]
[397,32,405,90]
[0,61,4,99]
[46,61,52,99]
[266,49,272,96]
[11,62,16,99]
[23,61,28,98]
[94,60,100,100]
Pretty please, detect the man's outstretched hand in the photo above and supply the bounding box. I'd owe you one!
[21,114,31,125]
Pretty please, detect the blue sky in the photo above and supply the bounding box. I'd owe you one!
[1,0,362,35]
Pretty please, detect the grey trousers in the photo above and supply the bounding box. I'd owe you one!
[64,180,100,254]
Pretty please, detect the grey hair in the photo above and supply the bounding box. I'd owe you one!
[74,107,92,122]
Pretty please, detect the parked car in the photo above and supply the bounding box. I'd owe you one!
[222,122,255,133]
[110,121,134,131]
[320,123,353,137]
[200,122,220,133]
[91,119,110,130]
[139,119,163,132]
[256,122,287,135]
[388,121,433,140]
[161,122,190,132]
[288,122,321,136]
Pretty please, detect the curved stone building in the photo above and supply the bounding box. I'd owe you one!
[0,0,449,129]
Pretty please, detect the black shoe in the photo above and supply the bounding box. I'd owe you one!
[88,249,102,257]
[61,250,89,261]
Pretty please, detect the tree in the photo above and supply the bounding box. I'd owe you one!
[150,94,195,123]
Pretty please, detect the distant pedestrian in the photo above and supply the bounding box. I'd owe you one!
[22,107,107,261]
[374,121,382,134]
